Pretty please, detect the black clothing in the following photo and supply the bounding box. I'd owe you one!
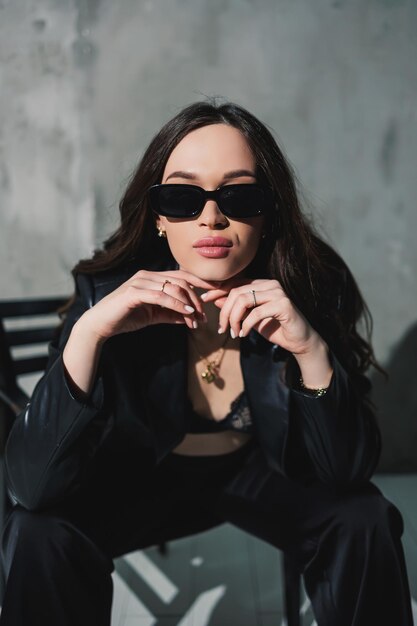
[5,261,381,512]
[1,439,413,626]
[1,259,413,625]
[186,389,254,434]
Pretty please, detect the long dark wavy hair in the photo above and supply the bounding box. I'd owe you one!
[64,98,384,380]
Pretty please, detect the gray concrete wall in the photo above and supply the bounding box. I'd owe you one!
[1,0,416,468]
[0,0,96,296]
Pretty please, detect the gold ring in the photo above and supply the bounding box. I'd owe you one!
[161,279,171,292]
[250,289,257,307]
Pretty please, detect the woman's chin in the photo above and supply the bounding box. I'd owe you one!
[177,264,223,283]
[177,261,247,285]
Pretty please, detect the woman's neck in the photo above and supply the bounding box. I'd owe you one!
[189,287,234,354]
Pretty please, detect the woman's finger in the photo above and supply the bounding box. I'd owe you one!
[163,269,224,290]
[125,285,198,329]
[224,289,272,338]
[131,267,219,290]
[199,275,264,304]
[155,277,205,319]
[129,275,203,321]
[218,282,280,335]
[238,300,286,338]
[200,288,229,303]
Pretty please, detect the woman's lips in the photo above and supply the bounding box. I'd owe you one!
[193,237,233,258]
[195,246,231,258]
[193,237,232,247]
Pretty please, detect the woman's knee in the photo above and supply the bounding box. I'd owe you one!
[332,488,404,539]
[3,505,78,547]
[1,505,113,579]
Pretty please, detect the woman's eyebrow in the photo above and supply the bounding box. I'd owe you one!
[165,169,256,182]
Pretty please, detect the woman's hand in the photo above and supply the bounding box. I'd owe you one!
[78,269,219,342]
[201,277,317,353]
[201,277,334,387]
[63,268,219,398]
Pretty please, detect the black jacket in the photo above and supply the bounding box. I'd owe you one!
[5,262,382,512]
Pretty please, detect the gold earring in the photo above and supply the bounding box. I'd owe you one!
[157,226,167,238]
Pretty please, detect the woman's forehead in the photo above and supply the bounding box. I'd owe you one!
[163,124,255,178]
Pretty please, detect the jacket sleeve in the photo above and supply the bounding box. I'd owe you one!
[4,273,111,512]
[284,350,382,488]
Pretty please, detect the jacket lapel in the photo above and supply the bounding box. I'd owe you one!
[240,331,290,473]
[92,257,292,472]
[144,323,189,460]
[145,322,290,469]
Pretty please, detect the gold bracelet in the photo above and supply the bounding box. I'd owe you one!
[299,376,329,397]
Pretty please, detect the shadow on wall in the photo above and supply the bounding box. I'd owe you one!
[372,322,417,473]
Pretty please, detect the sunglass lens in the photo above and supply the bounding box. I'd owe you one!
[155,186,201,217]
[219,185,265,217]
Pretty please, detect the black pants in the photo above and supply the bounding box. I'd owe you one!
[0,438,413,626]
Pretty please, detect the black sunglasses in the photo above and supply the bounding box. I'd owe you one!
[148,183,274,218]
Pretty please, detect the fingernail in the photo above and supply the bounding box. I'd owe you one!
[184,305,195,312]
[192,320,198,329]
[200,292,208,300]
[218,326,224,334]
[239,329,244,338]
[230,328,236,339]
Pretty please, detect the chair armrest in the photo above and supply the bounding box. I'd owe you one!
[0,388,27,417]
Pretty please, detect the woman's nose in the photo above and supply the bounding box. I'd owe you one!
[197,199,228,227]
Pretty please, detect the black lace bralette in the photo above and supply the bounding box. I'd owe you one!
[186,390,253,434]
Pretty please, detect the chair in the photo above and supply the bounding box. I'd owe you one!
[0,296,301,624]
[0,297,69,597]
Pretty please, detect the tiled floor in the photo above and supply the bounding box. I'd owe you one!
[110,474,417,626]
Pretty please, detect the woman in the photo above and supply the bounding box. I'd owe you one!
[1,100,413,625]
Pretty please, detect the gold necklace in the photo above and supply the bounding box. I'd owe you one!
[188,331,230,383]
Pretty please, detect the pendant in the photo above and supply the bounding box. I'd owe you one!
[201,363,217,383]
